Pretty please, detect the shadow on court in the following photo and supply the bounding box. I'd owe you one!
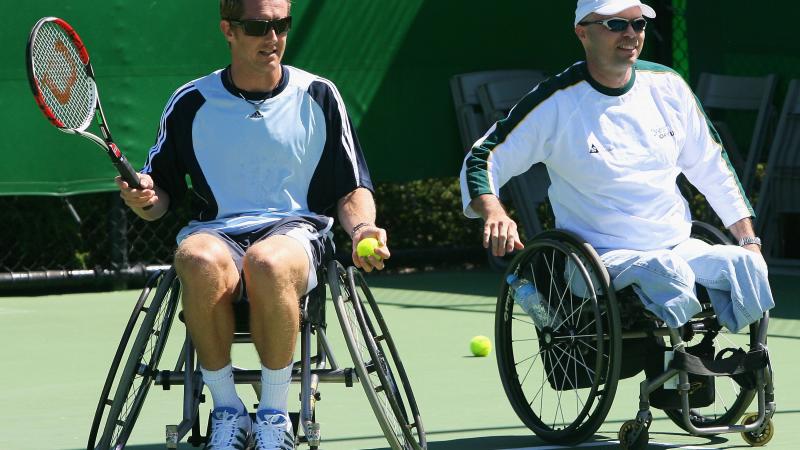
[82,446,171,450]
[358,435,542,450]
[66,433,733,450]
[416,433,730,450]
[79,437,541,450]
[424,435,545,450]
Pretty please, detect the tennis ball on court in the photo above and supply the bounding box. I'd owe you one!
[470,335,492,357]
[356,237,381,258]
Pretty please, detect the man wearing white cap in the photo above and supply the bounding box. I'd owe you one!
[460,0,774,331]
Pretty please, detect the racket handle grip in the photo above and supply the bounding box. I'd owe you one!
[113,156,154,211]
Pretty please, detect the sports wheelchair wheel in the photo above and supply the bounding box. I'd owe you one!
[329,260,427,450]
[496,230,622,445]
[88,268,180,450]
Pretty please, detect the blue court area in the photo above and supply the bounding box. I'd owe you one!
[1,269,798,449]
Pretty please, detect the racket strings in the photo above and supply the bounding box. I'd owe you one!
[32,23,95,130]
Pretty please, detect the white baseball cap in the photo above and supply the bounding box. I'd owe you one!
[575,0,656,26]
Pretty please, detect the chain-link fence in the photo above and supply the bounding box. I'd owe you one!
[0,178,486,292]
[0,192,185,292]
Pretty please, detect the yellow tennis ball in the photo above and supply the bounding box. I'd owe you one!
[470,335,492,357]
[356,237,380,258]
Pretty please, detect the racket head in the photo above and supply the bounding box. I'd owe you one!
[26,17,97,132]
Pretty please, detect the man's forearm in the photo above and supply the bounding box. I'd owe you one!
[470,194,507,221]
[337,187,376,237]
[728,217,756,241]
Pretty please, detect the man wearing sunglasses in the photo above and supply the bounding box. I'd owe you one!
[116,0,389,449]
[461,0,773,336]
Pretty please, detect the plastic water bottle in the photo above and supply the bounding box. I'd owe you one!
[506,274,564,330]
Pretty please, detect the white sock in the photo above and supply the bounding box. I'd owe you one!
[200,363,245,414]
[258,363,293,413]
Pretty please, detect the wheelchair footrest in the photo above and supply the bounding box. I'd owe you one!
[670,347,768,389]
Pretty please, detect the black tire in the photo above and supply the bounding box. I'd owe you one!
[329,261,426,450]
[88,268,180,450]
[496,230,622,445]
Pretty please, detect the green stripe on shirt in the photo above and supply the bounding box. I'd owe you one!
[465,63,585,199]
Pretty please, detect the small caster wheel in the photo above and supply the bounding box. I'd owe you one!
[619,419,649,450]
[741,413,774,446]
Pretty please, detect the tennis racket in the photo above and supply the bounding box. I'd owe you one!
[26,17,152,208]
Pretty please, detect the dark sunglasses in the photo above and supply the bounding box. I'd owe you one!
[228,16,292,36]
[578,17,647,32]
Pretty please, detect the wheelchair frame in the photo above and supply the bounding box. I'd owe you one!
[87,259,426,450]
[495,222,775,449]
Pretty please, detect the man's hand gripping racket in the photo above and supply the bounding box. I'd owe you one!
[26,17,152,209]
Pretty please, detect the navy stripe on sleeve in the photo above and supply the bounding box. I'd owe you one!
[306,79,373,215]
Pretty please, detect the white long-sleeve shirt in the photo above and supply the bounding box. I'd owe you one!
[460,60,753,251]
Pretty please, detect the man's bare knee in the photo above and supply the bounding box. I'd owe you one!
[243,238,308,298]
[175,235,232,275]
[174,234,239,303]
[243,247,291,284]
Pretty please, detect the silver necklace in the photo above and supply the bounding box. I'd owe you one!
[237,92,267,119]
[228,69,270,119]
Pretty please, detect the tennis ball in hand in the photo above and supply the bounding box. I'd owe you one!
[470,335,492,357]
[356,237,381,258]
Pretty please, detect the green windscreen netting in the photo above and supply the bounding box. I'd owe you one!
[2,0,584,195]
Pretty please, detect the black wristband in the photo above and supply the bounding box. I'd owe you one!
[351,222,372,237]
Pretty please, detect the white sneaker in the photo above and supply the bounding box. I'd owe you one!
[204,407,252,450]
[254,409,295,450]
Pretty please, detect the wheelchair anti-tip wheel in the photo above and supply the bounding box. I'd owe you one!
[88,268,180,450]
[618,419,649,450]
[740,412,774,446]
[329,260,426,450]
[495,230,622,445]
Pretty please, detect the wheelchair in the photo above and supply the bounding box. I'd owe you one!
[495,221,775,450]
[86,252,426,450]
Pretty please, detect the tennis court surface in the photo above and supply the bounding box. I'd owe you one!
[1,269,798,449]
